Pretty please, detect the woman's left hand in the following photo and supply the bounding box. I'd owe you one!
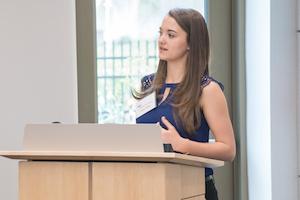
[160,116,188,153]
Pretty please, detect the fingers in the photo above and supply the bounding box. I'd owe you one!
[161,116,174,130]
[160,124,170,143]
[161,131,170,143]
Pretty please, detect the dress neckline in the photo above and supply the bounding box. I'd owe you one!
[163,82,179,88]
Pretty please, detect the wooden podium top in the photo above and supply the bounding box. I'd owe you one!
[0,151,224,168]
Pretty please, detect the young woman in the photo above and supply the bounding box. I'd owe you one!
[134,8,236,200]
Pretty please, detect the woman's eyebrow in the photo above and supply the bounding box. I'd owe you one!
[159,27,177,33]
[167,29,177,33]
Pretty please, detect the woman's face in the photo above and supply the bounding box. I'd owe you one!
[158,15,189,62]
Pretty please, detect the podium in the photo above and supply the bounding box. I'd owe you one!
[0,151,223,200]
[0,124,224,200]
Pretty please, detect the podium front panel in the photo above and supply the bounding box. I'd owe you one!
[19,161,89,200]
[92,162,204,200]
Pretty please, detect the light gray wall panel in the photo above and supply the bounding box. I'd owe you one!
[270,0,298,199]
[0,1,78,199]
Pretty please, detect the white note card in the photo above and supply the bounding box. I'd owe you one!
[135,92,157,118]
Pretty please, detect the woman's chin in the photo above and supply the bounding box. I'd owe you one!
[158,56,168,61]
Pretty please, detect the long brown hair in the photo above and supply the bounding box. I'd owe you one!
[134,8,210,134]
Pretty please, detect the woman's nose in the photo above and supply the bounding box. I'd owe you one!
[158,35,166,45]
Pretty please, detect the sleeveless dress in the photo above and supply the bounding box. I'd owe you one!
[136,74,224,177]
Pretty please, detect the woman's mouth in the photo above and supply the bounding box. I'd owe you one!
[159,47,168,51]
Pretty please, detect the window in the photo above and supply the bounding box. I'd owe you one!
[96,0,206,123]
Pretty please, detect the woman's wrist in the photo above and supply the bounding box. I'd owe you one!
[181,138,190,154]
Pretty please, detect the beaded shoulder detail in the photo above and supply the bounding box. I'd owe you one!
[141,74,224,91]
[141,73,155,91]
[201,75,211,87]
[201,75,224,91]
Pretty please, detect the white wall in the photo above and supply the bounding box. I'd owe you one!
[246,0,271,199]
[0,1,78,199]
[246,0,298,199]
[271,0,298,199]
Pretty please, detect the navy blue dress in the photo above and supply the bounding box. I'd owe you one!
[136,74,224,177]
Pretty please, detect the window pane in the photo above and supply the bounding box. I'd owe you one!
[96,0,206,123]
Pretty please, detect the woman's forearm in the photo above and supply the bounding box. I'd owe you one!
[182,138,236,162]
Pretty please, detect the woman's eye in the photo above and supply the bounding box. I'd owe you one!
[168,34,175,38]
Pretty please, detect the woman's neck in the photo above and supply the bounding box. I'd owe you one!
[165,59,186,83]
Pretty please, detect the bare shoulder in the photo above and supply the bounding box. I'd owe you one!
[199,81,226,109]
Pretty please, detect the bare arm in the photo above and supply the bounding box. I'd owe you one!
[161,81,236,161]
[186,82,236,161]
